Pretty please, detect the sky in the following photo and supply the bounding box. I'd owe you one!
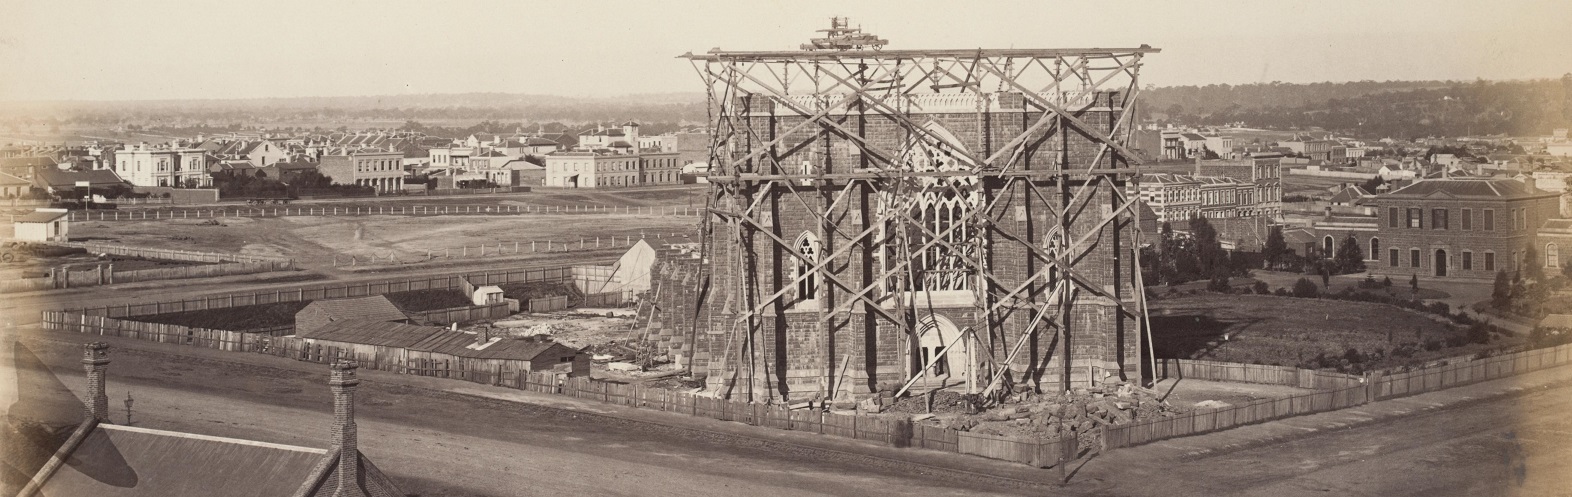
[1,0,1569,102]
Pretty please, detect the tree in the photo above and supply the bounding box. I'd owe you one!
[1333,235,1366,274]
[1292,278,1320,298]
[1410,274,1420,295]
[1263,225,1287,269]
[1360,175,1384,193]
[1523,245,1543,282]
[1492,270,1512,308]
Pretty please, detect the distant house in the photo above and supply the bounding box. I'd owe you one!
[1,171,31,197]
[13,208,70,242]
[19,343,403,497]
[294,296,410,335]
[301,319,590,377]
[31,169,127,196]
[1328,185,1371,206]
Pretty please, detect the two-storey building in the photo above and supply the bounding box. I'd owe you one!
[113,143,209,188]
[1318,178,1563,279]
[317,150,406,193]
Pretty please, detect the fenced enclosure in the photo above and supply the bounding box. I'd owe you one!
[1155,358,1364,390]
[68,203,705,222]
[41,303,1572,467]
[63,265,574,318]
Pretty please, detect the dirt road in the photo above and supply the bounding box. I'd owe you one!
[9,325,1570,496]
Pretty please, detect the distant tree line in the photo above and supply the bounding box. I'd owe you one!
[1145,77,1572,138]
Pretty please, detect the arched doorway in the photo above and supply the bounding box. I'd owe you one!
[916,315,967,384]
[1435,249,1448,277]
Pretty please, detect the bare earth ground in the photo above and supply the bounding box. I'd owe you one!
[5,326,1569,497]
[1148,293,1513,370]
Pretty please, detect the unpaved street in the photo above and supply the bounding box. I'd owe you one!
[8,327,1570,496]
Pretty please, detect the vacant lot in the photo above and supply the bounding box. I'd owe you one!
[0,245,209,280]
[1149,294,1508,372]
[71,211,698,269]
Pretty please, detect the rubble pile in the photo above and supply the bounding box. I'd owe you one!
[907,381,1190,449]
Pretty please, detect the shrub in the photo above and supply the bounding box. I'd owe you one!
[1252,281,1269,294]
[1206,276,1232,293]
[1274,288,1290,297]
[1382,276,1393,288]
[1357,274,1381,289]
[1427,301,1451,315]
[1291,278,1320,298]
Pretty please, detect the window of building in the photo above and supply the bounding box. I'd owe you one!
[1550,243,1561,268]
[1389,248,1399,267]
[1323,236,1334,255]
[1484,252,1496,272]
[1484,209,1495,231]
[1431,209,1447,230]
[1406,208,1422,228]
[1410,249,1421,268]
[1370,238,1380,260]
[1462,208,1472,230]
[1463,251,1473,270]
[793,232,820,302]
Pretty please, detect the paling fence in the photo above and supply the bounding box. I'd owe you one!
[581,291,625,308]
[1155,359,1364,390]
[330,234,695,266]
[407,302,515,325]
[5,243,297,293]
[67,203,704,222]
[64,265,575,318]
[54,242,294,265]
[1108,344,1572,449]
[42,303,1572,466]
[41,307,1075,468]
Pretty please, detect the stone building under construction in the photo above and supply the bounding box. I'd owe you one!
[640,22,1159,404]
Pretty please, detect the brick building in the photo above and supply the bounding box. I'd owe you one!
[543,150,681,188]
[649,85,1146,399]
[318,150,406,193]
[1314,178,1564,279]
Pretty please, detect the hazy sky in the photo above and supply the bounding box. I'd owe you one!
[2,0,1569,102]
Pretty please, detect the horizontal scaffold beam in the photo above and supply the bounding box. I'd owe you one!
[680,47,1161,61]
[701,169,1140,183]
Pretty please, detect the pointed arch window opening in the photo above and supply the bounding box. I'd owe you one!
[793,232,821,305]
[876,122,983,295]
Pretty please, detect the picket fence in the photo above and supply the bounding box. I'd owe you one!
[66,265,574,318]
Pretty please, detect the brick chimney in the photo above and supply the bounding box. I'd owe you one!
[82,342,110,422]
[329,361,363,497]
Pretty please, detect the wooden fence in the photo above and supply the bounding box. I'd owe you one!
[41,308,1074,468]
[408,302,514,325]
[54,242,293,265]
[1156,358,1364,390]
[65,265,574,318]
[527,296,570,313]
[581,291,625,308]
[1109,343,1572,449]
[68,203,705,222]
[48,304,1572,467]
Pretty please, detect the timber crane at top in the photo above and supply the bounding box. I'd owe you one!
[800,17,887,51]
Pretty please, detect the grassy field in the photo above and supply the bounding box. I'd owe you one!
[1149,294,1509,372]
[70,210,699,268]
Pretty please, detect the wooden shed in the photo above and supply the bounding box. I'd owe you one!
[296,319,441,370]
[407,329,589,378]
[294,295,410,335]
